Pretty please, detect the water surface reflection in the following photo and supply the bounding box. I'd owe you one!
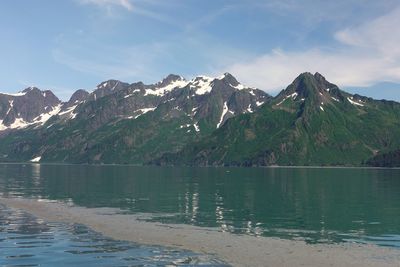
[1,164,400,246]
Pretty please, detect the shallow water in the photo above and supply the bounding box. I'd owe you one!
[0,203,226,266]
[0,164,400,247]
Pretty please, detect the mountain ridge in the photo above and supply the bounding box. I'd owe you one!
[0,73,271,164]
[0,72,399,167]
[152,72,400,167]
[0,73,266,132]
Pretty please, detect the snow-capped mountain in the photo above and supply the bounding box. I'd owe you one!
[0,73,268,133]
[157,72,400,167]
[61,72,270,132]
[1,72,400,166]
[0,73,270,163]
[0,87,61,131]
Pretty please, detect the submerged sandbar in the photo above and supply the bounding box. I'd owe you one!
[1,197,399,267]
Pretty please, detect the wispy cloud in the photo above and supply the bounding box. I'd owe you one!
[78,0,134,11]
[76,0,175,24]
[225,6,400,93]
[184,5,236,32]
[60,0,400,95]
[52,46,154,82]
[51,30,250,85]
[334,6,400,59]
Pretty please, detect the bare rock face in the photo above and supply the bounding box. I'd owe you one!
[0,87,61,128]
[67,89,89,106]
[72,73,271,132]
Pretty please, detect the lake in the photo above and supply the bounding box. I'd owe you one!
[0,164,400,265]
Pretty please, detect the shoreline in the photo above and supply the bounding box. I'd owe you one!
[1,197,400,267]
[0,161,399,170]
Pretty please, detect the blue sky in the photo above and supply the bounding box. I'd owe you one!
[1,0,400,101]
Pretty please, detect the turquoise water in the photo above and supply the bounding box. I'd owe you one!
[0,164,400,248]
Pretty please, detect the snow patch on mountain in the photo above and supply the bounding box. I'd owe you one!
[0,91,27,97]
[190,76,213,95]
[193,122,200,132]
[32,105,62,126]
[256,101,264,107]
[145,79,188,96]
[180,124,191,129]
[133,107,156,119]
[6,100,13,115]
[217,73,250,90]
[217,102,229,128]
[276,92,298,106]
[347,97,364,107]
[8,118,31,129]
[120,73,258,99]
[59,105,78,119]
[111,81,120,91]
[124,89,141,98]
[98,81,109,89]
[331,96,340,102]
[192,107,198,114]
[30,156,41,162]
[0,104,62,131]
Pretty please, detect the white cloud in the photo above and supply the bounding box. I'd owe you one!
[226,7,400,93]
[78,0,134,11]
[334,7,400,59]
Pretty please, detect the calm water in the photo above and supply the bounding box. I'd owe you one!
[0,204,225,267]
[0,164,400,249]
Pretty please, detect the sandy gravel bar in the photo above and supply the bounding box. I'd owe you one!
[1,197,399,267]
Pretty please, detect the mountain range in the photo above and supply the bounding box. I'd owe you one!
[0,72,399,167]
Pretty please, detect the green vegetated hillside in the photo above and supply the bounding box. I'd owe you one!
[0,72,399,166]
[155,73,400,166]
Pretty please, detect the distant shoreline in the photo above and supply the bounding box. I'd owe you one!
[1,197,400,267]
[0,161,399,170]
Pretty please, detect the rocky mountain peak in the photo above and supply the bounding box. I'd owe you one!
[219,72,240,86]
[67,89,89,105]
[192,75,213,82]
[19,87,61,105]
[157,74,185,88]
[96,80,122,90]
[278,72,337,99]
[314,72,327,83]
[92,80,129,100]
[293,72,318,93]
[273,72,346,112]
[22,86,40,93]
[0,86,61,130]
